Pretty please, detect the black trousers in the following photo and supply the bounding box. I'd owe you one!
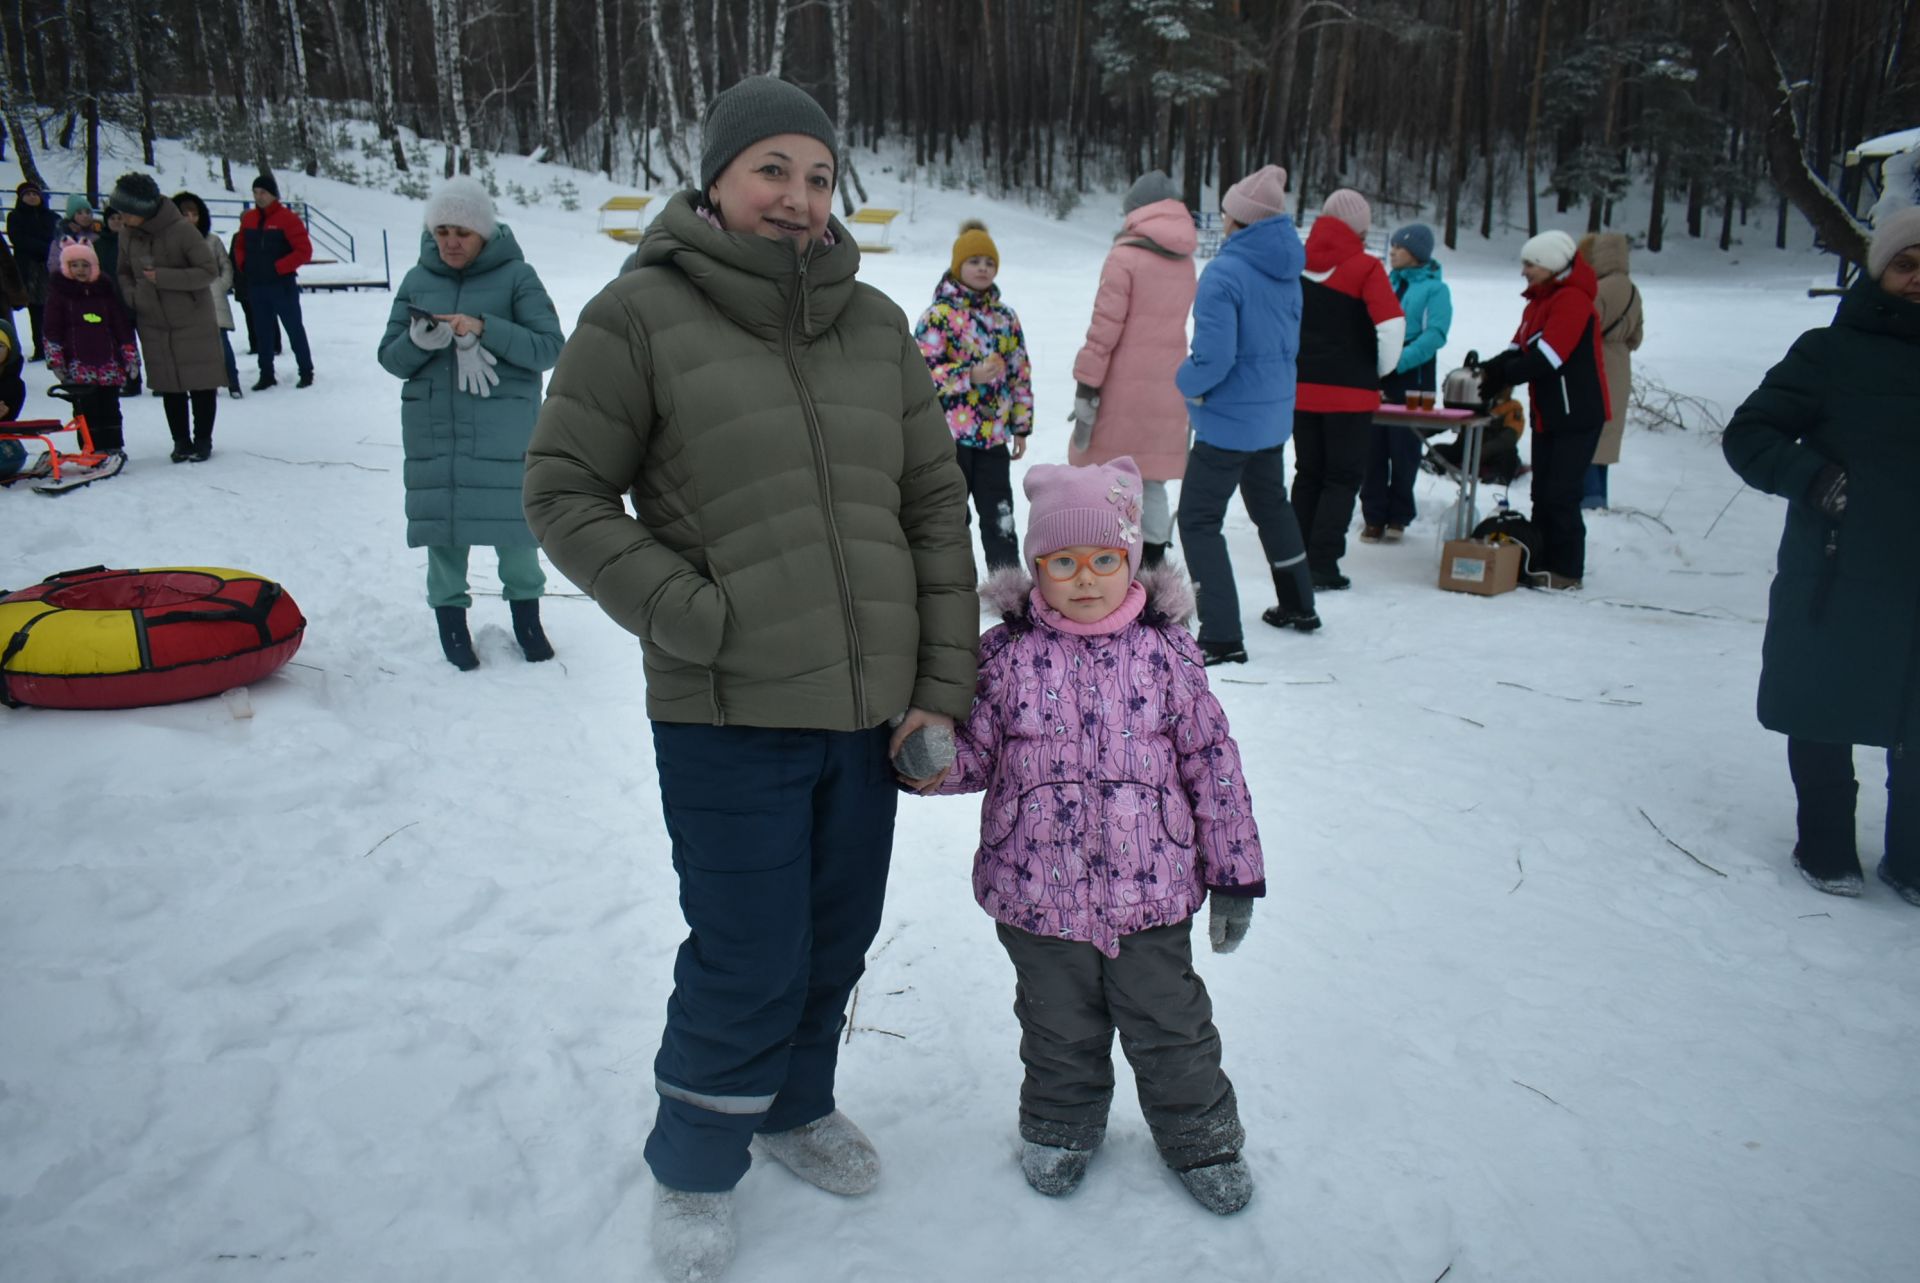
[1177,440,1314,644]
[162,389,218,449]
[1290,410,1372,574]
[1528,424,1603,579]
[1788,738,1920,881]
[71,386,125,452]
[955,441,1019,571]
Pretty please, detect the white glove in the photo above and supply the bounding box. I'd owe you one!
[409,315,453,350]
[454,331,499,397]
[1068,391,1099,452]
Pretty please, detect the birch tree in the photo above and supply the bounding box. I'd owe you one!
[0,5,44,189]
[284,0,319,176]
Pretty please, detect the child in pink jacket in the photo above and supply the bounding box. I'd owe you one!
[934,456,1266,1215]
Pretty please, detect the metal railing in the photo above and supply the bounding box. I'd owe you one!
[5,191,352,264]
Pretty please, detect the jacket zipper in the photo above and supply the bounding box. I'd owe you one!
[782,249,869,726]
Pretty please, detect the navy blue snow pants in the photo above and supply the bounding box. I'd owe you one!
[643,721,899,1193]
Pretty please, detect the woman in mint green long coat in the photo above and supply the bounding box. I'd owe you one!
[378,177,565,670]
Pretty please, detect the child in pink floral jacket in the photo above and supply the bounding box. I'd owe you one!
[934,456,1265,1216]
[914,220,1034,571]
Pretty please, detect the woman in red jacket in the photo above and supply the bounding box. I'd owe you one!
[1476,231,1608,589]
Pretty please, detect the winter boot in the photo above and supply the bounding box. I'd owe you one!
[1358,524,1385,543]
[168,425,193,463]
[435,606,479,671]
[296,370,315,389]
[1142,541,1170,570]
[510,598,555,662]
[1020,1141,1096,1197]
[753,1110,879,1196]
[1199,640,1248,667]
[1876,858,1920,907]
[650,1186,735,1283]
[1793,772,1861,895]
[1261,606,1322,633]
[251,372,277,392]
[1310,567,1351,591]
[1176,1154,1254,1215]
[1792,844,1863,897]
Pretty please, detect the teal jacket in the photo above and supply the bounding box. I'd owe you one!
[1388,258,1451,389]
[378,225,564,548]
[1723,280,1920,748]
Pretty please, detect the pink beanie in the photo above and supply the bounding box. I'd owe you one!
[1321,188,1372,236]
[1023,457,1146,579]
[58,241,99,277]
[1222,165,1290,226]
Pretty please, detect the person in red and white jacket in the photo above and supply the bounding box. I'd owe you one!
[1476,230,1609,589]
[1289,189,1403,590]
[231,173,315,390]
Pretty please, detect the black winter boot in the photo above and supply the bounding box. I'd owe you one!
[435,606,479,671]
[510,598,555,662]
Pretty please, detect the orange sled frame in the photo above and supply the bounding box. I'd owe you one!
[1,386,108,486]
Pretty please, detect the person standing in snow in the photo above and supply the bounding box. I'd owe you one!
[1721,207,1920,906]
[47,195,101,283]
[1576,230,1643,510]
[914,219,1034,570]
[1360,222,1450,543]
[9,182,58,359]
[1068,170,1198,569]
[1475,231,1609,589]
[173,191,245,399]
[111,174,225,463]
[522,76,975,1283]
[929,456,1265,1214]
[233,173,315,390]
[1289,188,1404,591]
[1174,164,1320,665]
[44,243,139,457]
[379,176,565,670]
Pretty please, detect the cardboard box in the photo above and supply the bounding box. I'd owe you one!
[1439,539,1523,596]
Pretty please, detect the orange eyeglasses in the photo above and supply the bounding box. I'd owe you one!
[1035,548,1129,581]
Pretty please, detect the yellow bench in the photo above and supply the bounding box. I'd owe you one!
[598,195,654,244]
[847,207,901,252]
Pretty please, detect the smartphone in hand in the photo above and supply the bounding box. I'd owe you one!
[406,304,438,327]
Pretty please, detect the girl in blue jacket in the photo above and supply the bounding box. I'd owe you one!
[1361,223,1452,540]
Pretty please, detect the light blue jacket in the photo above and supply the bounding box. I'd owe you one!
[1390,258,1452,378]
[1175,214,1305,451]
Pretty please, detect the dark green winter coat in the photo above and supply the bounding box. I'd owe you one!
[378,225,564,548]
[1723,280,1920,748]
[524,191,977,731]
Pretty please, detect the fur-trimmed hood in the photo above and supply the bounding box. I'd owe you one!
[978,562,1196,627]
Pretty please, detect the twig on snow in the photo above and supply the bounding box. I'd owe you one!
[1217,677,1269,686]
[1432,1266,1453,1283]
[1637,808,1727,877]
[240,451,390,473]
[850,1026,907,1040]
[1509,854,1524,895]
[1609,506,1674,534]
[844,984,860,1044]
[1497,680,1641,707]
[1283,674,1338,686]
[1703,485,1748,540]
[1511,1079,1571,1112]
[1797,912,1831,920]
[1421,706,1485,728]
[1599,600,1758,624]
[360,820,420,859]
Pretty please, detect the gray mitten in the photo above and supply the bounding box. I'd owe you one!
[409,315,454,351]
[1207,893,1254,954]
[892,722,955,780]
[454,331,499,397]
[1068,390,1099,452]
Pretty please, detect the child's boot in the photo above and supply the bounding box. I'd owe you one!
[435,606,479,671]
[1020,1141,1095,1197]
[510,598,555,662]
[1176,1153,1254,1215]
[650,1185,735,1283]
[753,1109,879,1195]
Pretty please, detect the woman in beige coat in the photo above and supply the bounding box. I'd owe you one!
[110,173,224,462]
[174,191,244,400]
[1578,231,1643,509]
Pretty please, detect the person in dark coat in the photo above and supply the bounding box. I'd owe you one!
[8,182,57,359]
[1722,207,1920,905]
[233,173,315,389]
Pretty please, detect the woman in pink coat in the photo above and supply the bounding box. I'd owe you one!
[1068,172,1198,568]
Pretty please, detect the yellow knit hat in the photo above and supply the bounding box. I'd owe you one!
[950,219,999,278]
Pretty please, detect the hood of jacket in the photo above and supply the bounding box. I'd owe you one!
[1218,212,1305,284]
[1390,256,1444,293]
[1118,199,1199,258]
[1586,231,1631,278]
[1304,215,1370,275]
[414,222,529,278]
[1523,252,1599,306]
[978,563,1197,627]
[635,189,860,343]
[1837,276,1920,347]
[931,271,1002,309]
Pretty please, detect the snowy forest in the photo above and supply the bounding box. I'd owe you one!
[1,0,1914,259]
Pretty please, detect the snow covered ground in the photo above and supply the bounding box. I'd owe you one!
[3,132,1917,1283]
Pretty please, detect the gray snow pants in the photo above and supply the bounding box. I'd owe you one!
[996,919,1245,1170]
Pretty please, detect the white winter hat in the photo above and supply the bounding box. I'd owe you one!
[423,176,498,240]
[1867,206,1920,281]
[1520,230,1577,274]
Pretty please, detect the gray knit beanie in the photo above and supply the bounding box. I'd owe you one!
[1123,170,1181,215]
[108,172,163,220]
[1867,206,1920,281]
[700,76,839,192]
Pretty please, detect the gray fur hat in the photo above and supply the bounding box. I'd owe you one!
[423,175,498,240]
[700,76,838,192]
[1123,170,1181,214]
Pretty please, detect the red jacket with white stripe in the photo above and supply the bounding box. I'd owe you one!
[1503,254,1609,435]
[1295,218,1404,414]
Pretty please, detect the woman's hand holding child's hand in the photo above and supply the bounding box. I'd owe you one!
[891,708,956,794]
[1207,894,1254,954]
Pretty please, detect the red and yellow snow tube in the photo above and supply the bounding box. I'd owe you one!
[0,566,306,710]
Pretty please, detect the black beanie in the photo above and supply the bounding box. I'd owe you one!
[252,173,280,200]
[108,172,163,219]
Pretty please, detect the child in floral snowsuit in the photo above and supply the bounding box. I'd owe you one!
[933,456,1265,1215]
[914,220,1034,570]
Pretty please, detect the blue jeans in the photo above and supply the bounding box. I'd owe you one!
[246,276,313,378]
[644,722,898,1192]
[1360,421,1423,528]
[219,331,239,391]
[1581,464,1609,509]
